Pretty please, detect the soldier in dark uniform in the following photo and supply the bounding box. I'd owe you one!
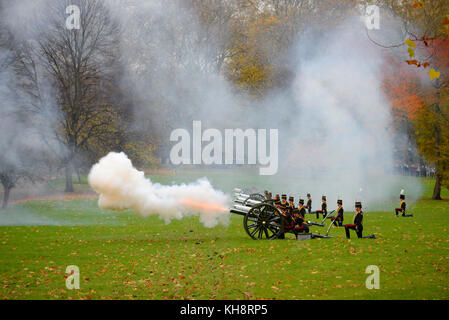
[298,199,306,219]
[395,194,413,217]
[305,193,312,214]
[279,194,293,239]
[279,194,288,214]
[288,196,295,213]
[344,201,364,239]
[264,190,270,200]
[294,199,309,234]
[285,196,295,226]
[315,195,327,219]
[331,199,344,226]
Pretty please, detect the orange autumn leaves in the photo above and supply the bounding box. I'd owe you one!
[383,55,425,121]
[404,2,449,80]
[413,1,424,9]
[384,79,425,121]
[405,37,440,80]
[387,36,449,121]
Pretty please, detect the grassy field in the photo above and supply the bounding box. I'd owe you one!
[0,172,448,300]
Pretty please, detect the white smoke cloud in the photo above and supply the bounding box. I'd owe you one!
[278,20,422,209]
[88,152,230,227]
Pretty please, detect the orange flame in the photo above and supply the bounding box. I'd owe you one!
[179,199,228,212]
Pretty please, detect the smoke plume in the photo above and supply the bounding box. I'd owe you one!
[88,152,230,227]
[277,20,422,209]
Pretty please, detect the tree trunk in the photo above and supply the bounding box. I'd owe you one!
[432,96,442,200]
[432,173,443,200]
[65,162,74,193]
[2,187,10,210]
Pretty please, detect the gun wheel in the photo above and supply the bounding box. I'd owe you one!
[244,203,284,240]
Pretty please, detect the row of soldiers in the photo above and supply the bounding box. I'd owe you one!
[264,191,366,239]
[263,190,411,238]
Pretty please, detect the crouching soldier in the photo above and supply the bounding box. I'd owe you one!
[345,202,364,239]
[315,195,327,219]
[294,199,309,234]
[395,194,413,217]
[331,199,344,226]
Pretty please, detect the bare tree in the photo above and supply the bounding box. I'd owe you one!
[14,0,121,192]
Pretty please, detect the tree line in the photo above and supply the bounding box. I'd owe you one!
[0,0,447,209]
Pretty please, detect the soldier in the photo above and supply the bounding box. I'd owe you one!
[395,194,413,217]
[315,195,327,219]
[305,193,312,214]
[294,199,309,234]
[279,194,291,239]
[344,201,364,239]
[298,199,306,219]
[274,194,281,208]
[331,199,344,226]
[279,194,288,213]
[288,196,295,213]
[264,190,270,200]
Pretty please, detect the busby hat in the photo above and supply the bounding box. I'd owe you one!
[400,194,405,200]
[281,194,287,200]
[337,199,343,205]
[355,201,362,208]
[299,199,304,205]
[322,195,326,200]
[307,193,311,197]
[289,196,294,202]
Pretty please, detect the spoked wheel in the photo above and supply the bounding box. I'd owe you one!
[243,193,266,206]
[244,203,284,240]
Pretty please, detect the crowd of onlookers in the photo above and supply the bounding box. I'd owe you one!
[394,163,436,177]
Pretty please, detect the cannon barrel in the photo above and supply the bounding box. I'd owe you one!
[231,188,267,215]
[234,193,250,198]
[234,197,261,206]
[230,204,252,216]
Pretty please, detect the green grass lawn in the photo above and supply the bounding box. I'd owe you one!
[0,173,448,300]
